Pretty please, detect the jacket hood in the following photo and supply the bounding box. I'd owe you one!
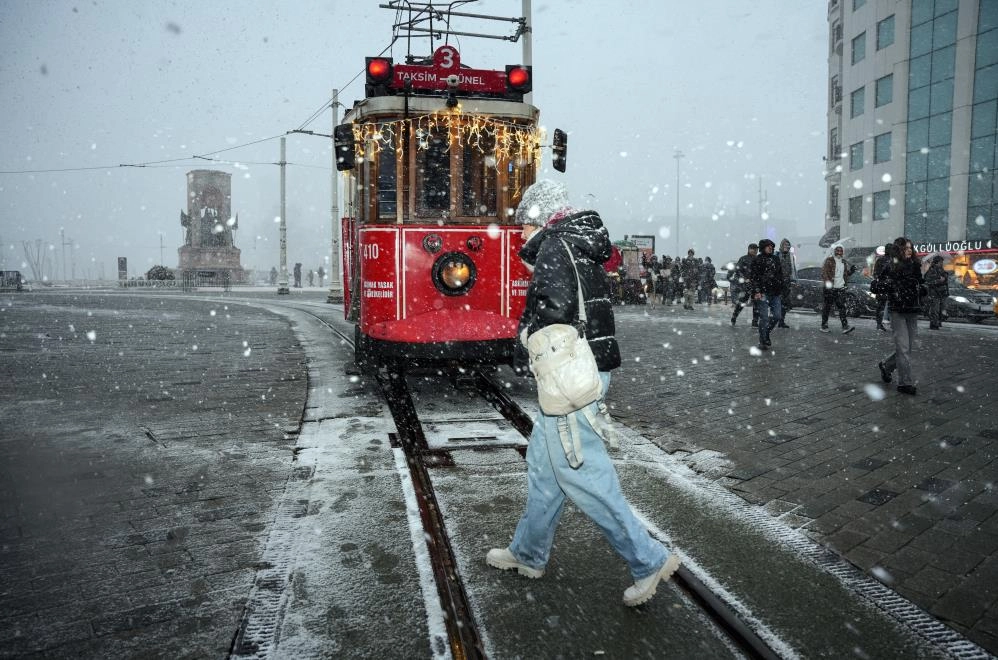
[759,238,776,251]
[515,179,570,226]
[518,210,612,266]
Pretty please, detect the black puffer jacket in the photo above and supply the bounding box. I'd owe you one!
[517,210,622,372]
[750,244,784,296]
[883,257,925,314]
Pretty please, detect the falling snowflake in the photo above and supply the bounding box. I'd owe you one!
[86,330,96,342]
[870,566,894,584]
[863,384,886,401]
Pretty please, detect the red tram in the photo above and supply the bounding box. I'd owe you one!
[337,42,564,368]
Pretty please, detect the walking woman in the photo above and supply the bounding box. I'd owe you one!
[486,179,680,607]
[878,237,925,395]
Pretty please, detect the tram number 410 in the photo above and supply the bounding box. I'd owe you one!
[362,244,380,259]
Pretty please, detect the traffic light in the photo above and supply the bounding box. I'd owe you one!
[552,128,568,173]
[505,65,532,100]
[365,57,394,97]
[334,124,355,171]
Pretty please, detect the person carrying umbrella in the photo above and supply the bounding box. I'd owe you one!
[924,255,949,329]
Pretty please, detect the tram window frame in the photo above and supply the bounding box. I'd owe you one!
[414,127,452,216]
[460,135,498,217]
[398,118,537,225]
[375,126,398,220]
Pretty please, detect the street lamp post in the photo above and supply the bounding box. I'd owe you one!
[327,89,344,304]
[277,137,290,295]
[673,149,684,256]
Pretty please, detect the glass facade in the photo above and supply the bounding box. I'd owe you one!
[967,0,998,239]
[904,1,958,242]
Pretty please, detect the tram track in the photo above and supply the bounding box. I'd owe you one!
[234,300,783,659]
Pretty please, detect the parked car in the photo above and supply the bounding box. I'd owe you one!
[929,275,997,324]
[789,266,879,317]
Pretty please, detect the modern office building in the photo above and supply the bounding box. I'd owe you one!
[825,0,998,280]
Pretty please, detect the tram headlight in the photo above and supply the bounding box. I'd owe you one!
[432,252,477,296]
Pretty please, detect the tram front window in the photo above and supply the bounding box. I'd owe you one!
[416,129,450,214]
[377,129,396,219]
[461,137,497,217]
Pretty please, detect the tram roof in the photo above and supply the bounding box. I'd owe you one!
[343,95,539,125]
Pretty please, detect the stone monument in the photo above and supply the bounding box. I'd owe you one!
[177,170,245,284]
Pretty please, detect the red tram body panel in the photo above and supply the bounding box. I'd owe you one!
[338,44,544,368]
[357,225,529,343]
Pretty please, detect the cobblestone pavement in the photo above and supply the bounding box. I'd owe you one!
[607,301,998,653]
[0,293,307,657]
[2,290,996,657]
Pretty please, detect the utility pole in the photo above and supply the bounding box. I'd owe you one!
[278,137,290,294]
[159,233,165,265]
[61,229,68,282]
[326,88,344,304]
[522,0,532,106]
[673,149,684,256]
[758,177,768,241]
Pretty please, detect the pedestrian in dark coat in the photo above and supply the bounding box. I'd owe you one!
[670,257,683,304]
[872,245,892,331]
[681,249,699,309]
[729,243,759,326]
[489,179,679,608]
[749,238,783,350]
[924,256,949,329]
[776,238,796,327]
[877,236,925,395]
[699,257,716,305]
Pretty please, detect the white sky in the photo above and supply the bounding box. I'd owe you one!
[0,1,827,278]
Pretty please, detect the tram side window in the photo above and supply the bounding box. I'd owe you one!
[377,130,397,219]
[461,137,497,217]
[507,157,533,221]
[416,129,451,215]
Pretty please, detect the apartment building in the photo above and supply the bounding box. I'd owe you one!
[825,0,997,262]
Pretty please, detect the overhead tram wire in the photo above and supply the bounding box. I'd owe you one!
[0,133,288,175]
[295,37,399,132]
[2,32,402,174]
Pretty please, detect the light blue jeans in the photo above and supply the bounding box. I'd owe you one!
[884,311,918,386]
[509,373,669,580]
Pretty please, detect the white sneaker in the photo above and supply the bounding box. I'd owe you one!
[486,547,544,579]
[623,553,681,607]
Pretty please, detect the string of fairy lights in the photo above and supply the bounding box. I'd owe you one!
[353,108,542,169]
